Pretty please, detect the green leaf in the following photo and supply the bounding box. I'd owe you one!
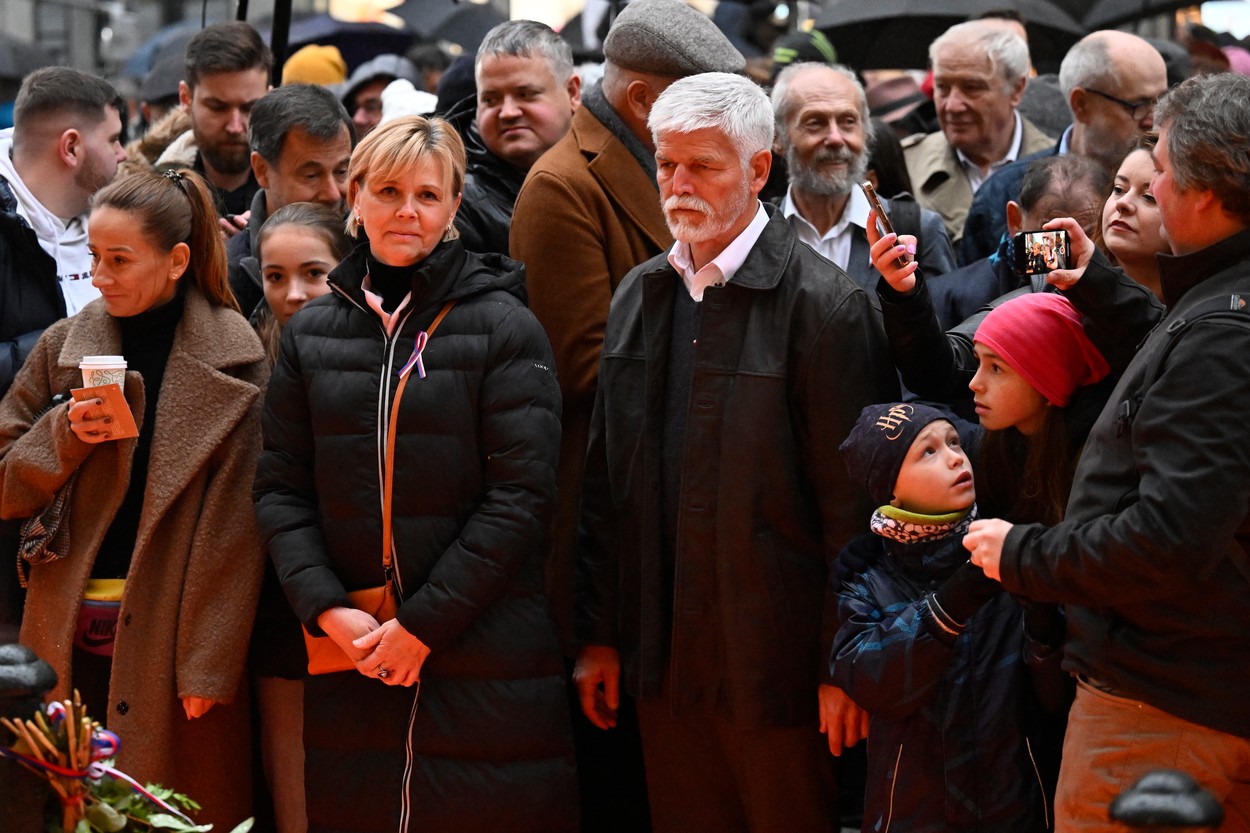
[146,813,213,831]
[226,819,255,833]
[84,802,127,832]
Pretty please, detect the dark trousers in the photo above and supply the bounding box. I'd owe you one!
[636,692,838,833]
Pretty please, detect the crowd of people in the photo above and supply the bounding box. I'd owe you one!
[1,2,1248,832]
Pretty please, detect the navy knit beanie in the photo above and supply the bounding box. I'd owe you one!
[839,402,953,507]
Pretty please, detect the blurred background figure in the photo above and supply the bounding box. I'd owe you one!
[338,53,418,139]
[280,43,348,86]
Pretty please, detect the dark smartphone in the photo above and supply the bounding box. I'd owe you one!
[1013,229,1071,276]
[860,181,909,269]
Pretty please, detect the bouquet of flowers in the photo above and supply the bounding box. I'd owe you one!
[0,690,251,833]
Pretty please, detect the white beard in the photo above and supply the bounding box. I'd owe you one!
[662,179,753,244]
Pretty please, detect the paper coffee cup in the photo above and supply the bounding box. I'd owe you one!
[79,356,127,388]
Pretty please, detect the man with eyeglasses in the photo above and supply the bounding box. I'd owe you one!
[961,30,1168,264]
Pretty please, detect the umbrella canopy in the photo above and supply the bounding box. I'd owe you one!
[393,0,507,52]
[813,0,1086,73]
[0,32,53,81]
[278,14,416,72]
[1078,0,1206,30]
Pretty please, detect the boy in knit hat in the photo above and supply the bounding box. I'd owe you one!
[832,402,1067,833]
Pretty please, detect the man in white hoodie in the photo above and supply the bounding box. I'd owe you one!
[0,66,125,395]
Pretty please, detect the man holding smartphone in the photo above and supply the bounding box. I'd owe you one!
[967,72,1250,831]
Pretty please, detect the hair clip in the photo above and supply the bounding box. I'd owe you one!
[161,169,185,182]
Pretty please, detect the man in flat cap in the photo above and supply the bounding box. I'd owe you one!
[573,71,897,833]
[509,2,741,826]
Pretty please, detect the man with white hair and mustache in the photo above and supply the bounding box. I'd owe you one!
[573,70,897,832]
[773,62,955,294]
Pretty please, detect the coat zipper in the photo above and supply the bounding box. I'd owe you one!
[1025,736,1050,830]
[398,680,422,833]
[885,742,903,833]
[331,283,421,831]
[329,283,416,597]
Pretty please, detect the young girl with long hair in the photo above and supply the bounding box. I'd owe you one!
[250,202,352,366]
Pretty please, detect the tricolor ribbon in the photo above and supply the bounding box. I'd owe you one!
[0,702,194,826]
[398,330,431,380]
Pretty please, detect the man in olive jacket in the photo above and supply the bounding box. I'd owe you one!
[967,72,1250,832]
[573,73,897,833]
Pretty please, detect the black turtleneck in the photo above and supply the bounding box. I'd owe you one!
[367,251,415,313]
[93,286,186,579]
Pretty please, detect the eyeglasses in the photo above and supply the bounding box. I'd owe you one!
[1085,88,1157,122]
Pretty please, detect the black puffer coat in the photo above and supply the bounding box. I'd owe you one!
[254,238,577,833]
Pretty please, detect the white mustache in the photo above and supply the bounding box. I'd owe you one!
[664,195,714,214]
[812,148,857,166]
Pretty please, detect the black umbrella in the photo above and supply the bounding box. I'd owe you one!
[279,14,416,72]
[813,0,1086,74]
[1080,0,1207,30]
[0,32,53,81]
[393,0,507,52]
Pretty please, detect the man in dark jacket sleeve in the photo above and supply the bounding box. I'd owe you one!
[451,20,579,255]
[966,72,1250,832]
[573,71,898,833]
[226,83,355,317]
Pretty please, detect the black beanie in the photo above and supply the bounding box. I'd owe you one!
[839,402,952,507]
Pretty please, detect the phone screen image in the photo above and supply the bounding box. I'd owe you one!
[1014,230,1070,276]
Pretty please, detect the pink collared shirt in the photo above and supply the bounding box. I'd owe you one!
[667,202,770,301]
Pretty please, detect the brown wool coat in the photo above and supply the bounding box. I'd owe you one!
[0,288,267,831]
[510,104,672,649]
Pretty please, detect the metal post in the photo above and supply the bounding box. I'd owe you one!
[269,0,292,86]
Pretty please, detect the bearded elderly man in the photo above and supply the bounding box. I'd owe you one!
[573,71,897,833]
[904,20,1052,249]
[773,62,955,295]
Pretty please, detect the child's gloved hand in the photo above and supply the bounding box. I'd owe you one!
[934,560,1000,624]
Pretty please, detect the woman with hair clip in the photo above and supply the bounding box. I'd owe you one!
[0,169,267,830]
[254,115,575,833]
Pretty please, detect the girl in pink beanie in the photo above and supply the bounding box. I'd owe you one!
[971,292,1110,524]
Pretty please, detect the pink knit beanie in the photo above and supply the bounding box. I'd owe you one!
[973,293,1110,407]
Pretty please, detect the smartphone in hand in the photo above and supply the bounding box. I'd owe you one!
[861,181,909,270]
[1013,229,1072,276]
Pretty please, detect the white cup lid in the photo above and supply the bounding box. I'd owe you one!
[80,355,126,366]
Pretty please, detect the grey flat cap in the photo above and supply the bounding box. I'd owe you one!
[604,0,745,78]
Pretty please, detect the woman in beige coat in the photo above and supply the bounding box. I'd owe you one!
[0,169,267,830]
